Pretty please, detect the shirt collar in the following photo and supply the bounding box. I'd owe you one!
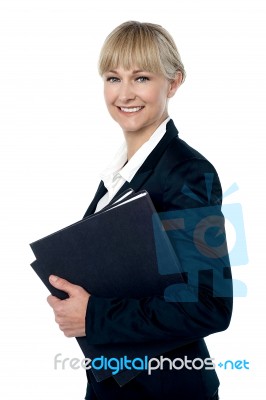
[99,117,170,188]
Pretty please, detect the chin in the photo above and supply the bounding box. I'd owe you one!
[121,125,144,134]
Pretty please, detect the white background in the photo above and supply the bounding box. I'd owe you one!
[0,0,265,398]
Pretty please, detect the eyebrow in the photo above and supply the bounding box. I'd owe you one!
[132,69,146,74]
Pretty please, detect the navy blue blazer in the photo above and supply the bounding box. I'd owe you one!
[83,119,233,400]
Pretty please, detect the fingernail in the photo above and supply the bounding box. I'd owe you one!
[49,275,58,283]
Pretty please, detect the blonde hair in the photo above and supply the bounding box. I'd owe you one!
[98,21,186,83]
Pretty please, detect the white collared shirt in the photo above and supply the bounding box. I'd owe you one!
[95,117,170,212]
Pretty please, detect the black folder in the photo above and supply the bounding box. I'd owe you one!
[30,189,183,386]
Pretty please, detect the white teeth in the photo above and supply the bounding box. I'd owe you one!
[120,107,143,113]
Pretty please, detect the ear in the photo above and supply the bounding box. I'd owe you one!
[167,71,183,98]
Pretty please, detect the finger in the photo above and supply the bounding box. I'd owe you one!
[49,275,78,296]
[47,294,61,308]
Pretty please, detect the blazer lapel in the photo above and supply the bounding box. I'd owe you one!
[83,181,107,218]
[113,119,178,198]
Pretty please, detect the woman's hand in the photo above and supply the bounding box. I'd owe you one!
[47,275,90,338]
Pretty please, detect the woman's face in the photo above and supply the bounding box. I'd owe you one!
[103,67,180,138]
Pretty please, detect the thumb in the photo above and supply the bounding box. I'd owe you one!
[49,275,77,296]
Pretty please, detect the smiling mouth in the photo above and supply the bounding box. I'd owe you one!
[118,106,144,113]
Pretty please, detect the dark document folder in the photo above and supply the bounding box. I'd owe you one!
[30,190,182,385]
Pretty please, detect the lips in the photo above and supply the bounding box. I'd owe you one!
[118,106,144,113]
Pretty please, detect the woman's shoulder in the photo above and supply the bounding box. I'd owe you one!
[165,119,211,166]
[160,132,215,178]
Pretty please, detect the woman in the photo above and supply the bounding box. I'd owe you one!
[47,21,233,399]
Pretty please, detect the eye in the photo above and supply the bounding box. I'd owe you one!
[106,77,120,83]
[136,76,149,83]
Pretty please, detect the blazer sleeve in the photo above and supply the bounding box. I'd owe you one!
[85,158,233,346]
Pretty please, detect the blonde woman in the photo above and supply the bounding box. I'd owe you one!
[47,21,232,400]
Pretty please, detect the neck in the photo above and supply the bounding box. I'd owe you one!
[124,132,150,161]
[123,115,169,161]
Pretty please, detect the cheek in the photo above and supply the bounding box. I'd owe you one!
[103,86,115,105]
[140,90,157,105]
[103,88,110,104]
[143,86,168,106]
[157,88,170,106]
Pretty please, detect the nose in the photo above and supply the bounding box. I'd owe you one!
[118,81,136,103]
